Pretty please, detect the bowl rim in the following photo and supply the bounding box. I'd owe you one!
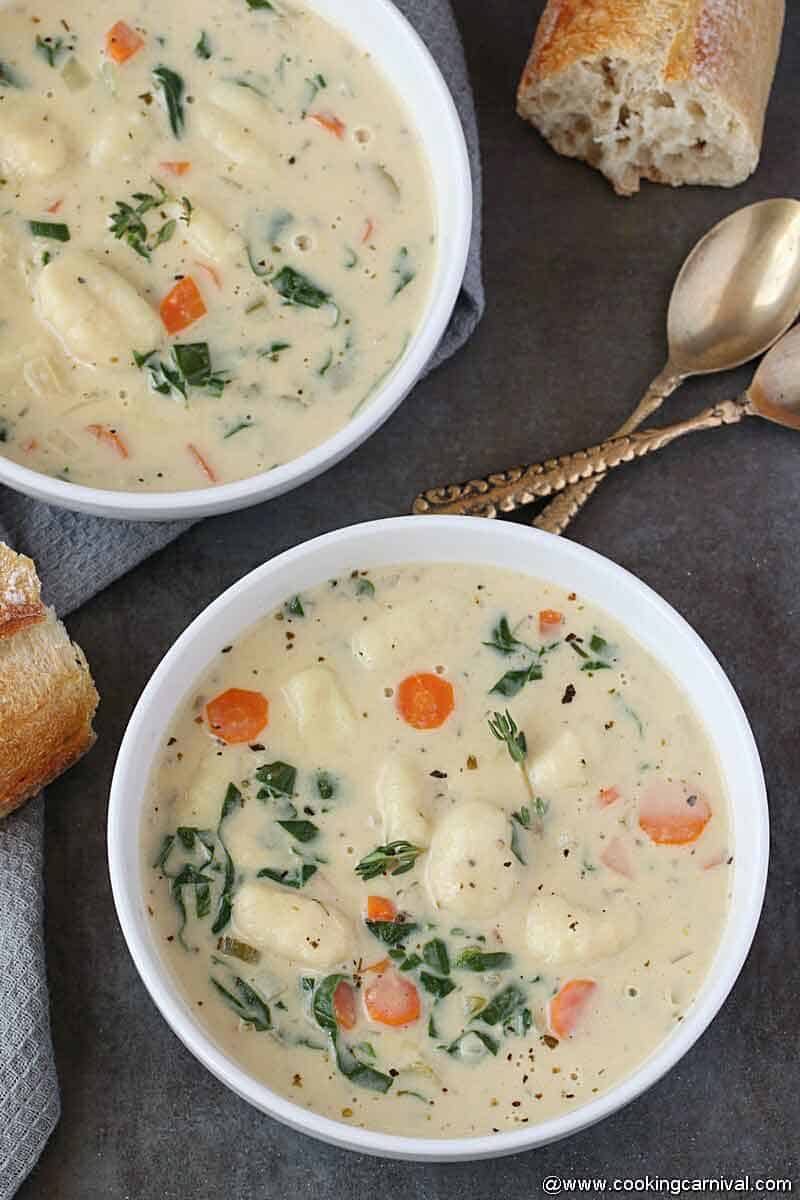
[0,0,472,521]
[108,517,769,1161]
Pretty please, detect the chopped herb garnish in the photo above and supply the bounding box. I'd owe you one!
[211,974,271,1030]
[195,30,212,59]
[246,0,277,8]
[153,65,185,137]
[286,594,304,617]
[223,418,254,439]
[109,182,173,261]
[255,760,296,798]
[355,841,424,881]
[453,947,513,972]
[35,35,69,68]
[483,616,531,655]
[257,862,317,889]
[488,709,527,765]
[581,659,611,673]
[355,577,375,598]
[28,220,70,242]
[259,340,291,360]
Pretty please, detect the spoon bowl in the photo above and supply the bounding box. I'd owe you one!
[749,321,800,430]
[667,198,800,376]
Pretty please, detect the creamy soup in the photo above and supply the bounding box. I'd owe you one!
[144,564,732,1138]
[0,0,434,490]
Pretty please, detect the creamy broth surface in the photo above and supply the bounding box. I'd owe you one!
[145,564,732,1138]
[0,0,434,489]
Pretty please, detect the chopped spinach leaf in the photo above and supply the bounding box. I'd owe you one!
[422,938,450,976]
[246,0,277,8]
[28,220,70,242]
[581,660,611,673]
[355,841,424,881]
[277,819,319,843]
[316,771,335,801]
[311,974,394,1092]
[355,577,375,598]
[397,952,422,972]
[153,65,185,137]
[392,246,415,297]
[259,340,291,359]
[453,947,513,972]
[211,974,271,1030]
[590,634,609,655]
[255,760,296,798]
[474,983,527,1027]
[211,783,239,934]
[257,862,317,889]
[444,1030,498,1058]
[420,972,456,1000]
[505,1006,533,1037]
[216,936,260,964]
[271,265,330,309]
[365,919,418,947]
[490,661,542,698]
[286,594,304,616]
[134,343,228,399]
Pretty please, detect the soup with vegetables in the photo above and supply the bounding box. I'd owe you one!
[0,0,434,490]
[145,564,732,1138]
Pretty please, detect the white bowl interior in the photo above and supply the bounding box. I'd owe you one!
[0,0,472,520]
[109,517,768,1161]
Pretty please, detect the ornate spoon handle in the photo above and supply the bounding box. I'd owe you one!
[412,395,751,519]
[533,365,684,535]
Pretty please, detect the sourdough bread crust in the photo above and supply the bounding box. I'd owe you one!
[0,544,99,819]
[518,0,785,195]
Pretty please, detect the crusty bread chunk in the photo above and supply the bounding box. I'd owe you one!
[0,544,98,819]
[517,0,785,196]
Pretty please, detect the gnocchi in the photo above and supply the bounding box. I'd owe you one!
[0,99,69,178]
[426,801,519,919]
[233,881,352,968]
[35,251,162,367]
[525,893,640,967]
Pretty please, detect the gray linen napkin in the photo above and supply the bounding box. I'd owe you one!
[0,3,483,1195]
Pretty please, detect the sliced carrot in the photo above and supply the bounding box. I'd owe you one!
[333,980,357,1031]
[397,673,455,731]
[105,20,145,64]
[364,967,420,1028]
[598,786,620,808]
[361,218,375,244]
[47,199,63,214]
[366,895,396,922]
[539,609,564,637]
[87,423,129,459]
[639,782,712,846]
[194,261,222,290]
[206,687,269,744]
[548,978,597,1039]
[363,958,390,974]
[187,443,217,484]
[600,837,633,879]
[160,161,191,176]
[160,276,207,335]
[20,437,39,453]
[307,111,346,139]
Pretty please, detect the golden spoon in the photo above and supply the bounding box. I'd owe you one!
[531,198,800,534]
[412,323,800,520]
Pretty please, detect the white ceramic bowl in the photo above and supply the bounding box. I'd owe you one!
[0,1,471,521]
[109,517,768,1161]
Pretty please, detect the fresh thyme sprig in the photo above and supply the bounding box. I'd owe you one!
[488,710,544,840]
[355,840,424,882]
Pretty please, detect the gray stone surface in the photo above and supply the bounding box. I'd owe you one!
[18,2,800,1195]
